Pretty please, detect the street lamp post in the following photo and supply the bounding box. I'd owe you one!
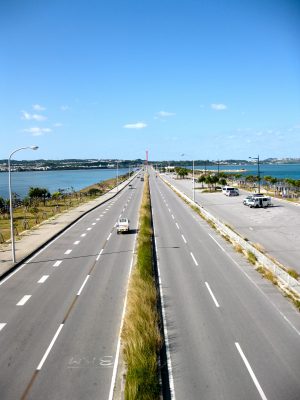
[249,155,260,193]
[181,154,195,202]
[192,159,195,202]
[8,145,39,263]
[116,161,119,193]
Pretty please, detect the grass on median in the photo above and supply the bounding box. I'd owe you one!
[122,174,162,400]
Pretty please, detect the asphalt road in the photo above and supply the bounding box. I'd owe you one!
[0,174,143,400]
[150,170,300,400]
[162,174,300,272]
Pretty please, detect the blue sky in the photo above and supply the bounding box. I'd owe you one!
[1,0,299,161]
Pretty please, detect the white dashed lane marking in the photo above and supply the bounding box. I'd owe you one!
[205,282,220,308]
[74,241,80,245]
[190,252,199,266]
[17,295,31,306]
[235,343,268,400]
[0,323,7,331]
[181,234,187,244]
[38,275,49,284]
[64,249,72,255]
[53,260,62,267]
[81,233,86,237]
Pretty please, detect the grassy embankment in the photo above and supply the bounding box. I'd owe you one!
[0,174,129,243]
[122,174,162,400]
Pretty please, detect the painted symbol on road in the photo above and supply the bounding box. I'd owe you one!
[67,355,113,368]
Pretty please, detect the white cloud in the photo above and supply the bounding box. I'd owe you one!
[23,127,52,136]
[156,110,175,118]
[123,122,147,129]
[32,104,46,111]
[211,103,227,111]
[60,105,70,111]
[53,122,63,127]
[21,111,47,121]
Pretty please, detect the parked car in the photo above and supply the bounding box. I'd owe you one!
[225,189,239,196]
[248,196,272,208]
[222,186,239,195]
[243,195,254,205]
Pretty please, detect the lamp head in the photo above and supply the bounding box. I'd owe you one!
[30,146,39,150]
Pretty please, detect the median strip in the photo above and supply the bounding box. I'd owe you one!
[121,174,162,399]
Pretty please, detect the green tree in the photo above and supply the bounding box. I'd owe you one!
[197,174,206,188]
[0,196,5,213]
[28,187,50,206]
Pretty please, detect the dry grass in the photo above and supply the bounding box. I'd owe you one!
[247,251,257,265]
[287,269,300,280]
[256,266,278,285]
[122,175,161,400]
[234,244,244,254]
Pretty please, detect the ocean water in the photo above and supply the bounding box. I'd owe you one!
[188,164,300,180]
[0,168,129,199]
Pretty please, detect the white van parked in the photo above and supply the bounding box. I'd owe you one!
[248,196,272,208]
[222,186,239,196]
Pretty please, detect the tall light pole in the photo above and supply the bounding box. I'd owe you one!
[8,145,39,263]
[181,154,195,202]
[249,155,260,193]
[116,161,119,193]
[192,159,195,202]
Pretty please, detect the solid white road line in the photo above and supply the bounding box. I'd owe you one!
[0,323,7,331]
[205,282,220,308]
[108,254,135,400]
[175,223,180,229]
[38,275,49,284]
[74,241,80,245]
[181,234,187,244]
[37,324,64,370]
[81,233,87,237]
[53,260,62,267]
[17,295,31,306]
[64,249,72,255]
[208,233,225,252]
[96,248,104,261]
[190,252,199,266]
[107,233,112,241]
[77,275,90,295]
[235,342,268,400]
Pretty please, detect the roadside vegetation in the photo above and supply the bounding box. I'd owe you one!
[122,174,162,400]
[0,173,131,243]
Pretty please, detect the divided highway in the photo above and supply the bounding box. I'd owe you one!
[0,175,143,400]
[150,170,300,400]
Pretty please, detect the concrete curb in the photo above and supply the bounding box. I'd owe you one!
[161,176,300,298]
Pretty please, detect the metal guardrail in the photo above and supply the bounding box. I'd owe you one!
[162,177,300,297]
